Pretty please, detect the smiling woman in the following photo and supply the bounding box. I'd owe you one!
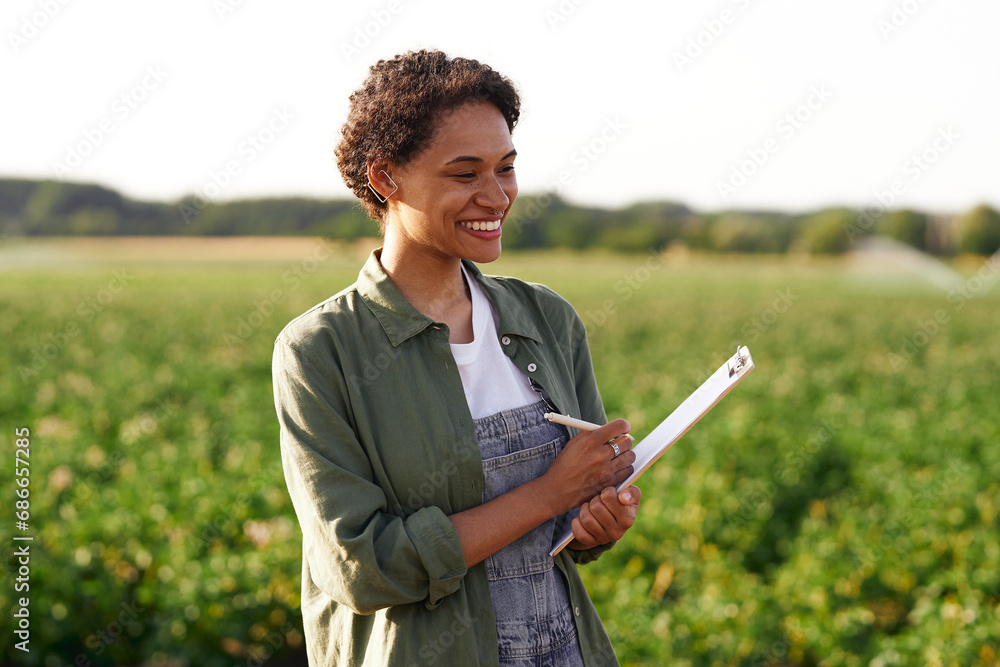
[272,49,641,666]
[376,101,517,295]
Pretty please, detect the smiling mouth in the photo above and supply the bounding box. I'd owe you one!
[458,220,501,232]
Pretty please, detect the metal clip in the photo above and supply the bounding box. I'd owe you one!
[528,377,558,413]
[728,345,747,377]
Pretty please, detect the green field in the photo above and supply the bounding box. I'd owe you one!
[1,239,998,666]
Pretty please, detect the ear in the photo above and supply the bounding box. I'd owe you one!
[366,162,398,203]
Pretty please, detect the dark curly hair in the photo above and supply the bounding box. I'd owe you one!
[335,49,521,225]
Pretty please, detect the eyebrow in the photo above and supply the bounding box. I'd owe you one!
[444,149,517,166]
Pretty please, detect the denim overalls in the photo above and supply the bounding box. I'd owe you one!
[474,400,587,666]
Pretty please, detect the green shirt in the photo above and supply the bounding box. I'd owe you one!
[272,250,620,666]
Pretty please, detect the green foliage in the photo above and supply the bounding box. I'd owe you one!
[610,202,691,252]
[707,213,796,253]
[0,176,994,258]
[959,204,1000,256]
[878,209,928,251]
[801,209,855,254]
[182,197,364,237]
[497,194,569,250]
[679,215,713,250]
[543,208,597,249]
[1,247,998,666]
[597,223,663,253]
[0,178,38,217]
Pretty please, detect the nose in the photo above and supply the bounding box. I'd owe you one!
[477,174,511,213]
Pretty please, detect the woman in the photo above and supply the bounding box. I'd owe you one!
[272,49,642,666]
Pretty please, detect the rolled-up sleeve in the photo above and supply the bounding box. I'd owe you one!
[272,338,468,614]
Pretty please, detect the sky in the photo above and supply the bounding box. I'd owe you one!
[2,0,998,215]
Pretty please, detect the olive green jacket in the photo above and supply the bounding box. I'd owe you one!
[272,250,619,666]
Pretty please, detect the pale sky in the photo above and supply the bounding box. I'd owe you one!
[2,0,997,215]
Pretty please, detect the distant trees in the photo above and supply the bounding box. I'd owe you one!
[800,209,855,254]
[1,177,996,256]
[878,210,928,251]
[706,213,796,253]
[959,204,1000,255]
[0,178,371,238]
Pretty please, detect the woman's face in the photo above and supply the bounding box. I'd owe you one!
[382,101,518,265]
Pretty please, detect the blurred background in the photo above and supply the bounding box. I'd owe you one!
[1,1,998,665]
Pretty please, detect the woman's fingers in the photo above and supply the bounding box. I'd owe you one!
[572,485,643,546]
[588,421,636,490]
[570,513,596,547]
[612,432,634,454]
[618,484,641,507]
[547,417,635,510]
[580,419,628,447]
[602,433,633,461]
[585,490,618,531]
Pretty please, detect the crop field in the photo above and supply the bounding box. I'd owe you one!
[1,238,998,666]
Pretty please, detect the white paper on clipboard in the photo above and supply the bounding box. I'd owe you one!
[549,346,755,557]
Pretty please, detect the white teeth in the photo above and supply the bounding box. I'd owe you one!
[461,220,500,231]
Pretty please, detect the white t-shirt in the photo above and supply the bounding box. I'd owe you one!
[450,266,541,420]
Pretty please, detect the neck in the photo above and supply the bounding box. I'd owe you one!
[379,239,474,342]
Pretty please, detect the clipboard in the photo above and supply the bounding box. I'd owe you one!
[549,345,755,557]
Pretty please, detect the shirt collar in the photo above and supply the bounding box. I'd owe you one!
[356,249,544,347]
[465,260,544,344]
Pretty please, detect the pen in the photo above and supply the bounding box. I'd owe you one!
[543,412,603,432]
[545,412,635,444]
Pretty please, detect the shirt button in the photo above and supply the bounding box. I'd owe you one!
[501,336,511,346]
[527,363,537,373]
[574,606,581,617]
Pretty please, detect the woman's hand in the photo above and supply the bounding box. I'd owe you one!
[568,485,642,550]
[449,418,634,568]
[540,418,636,515]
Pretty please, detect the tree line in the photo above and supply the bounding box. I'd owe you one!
[1,177,998,255]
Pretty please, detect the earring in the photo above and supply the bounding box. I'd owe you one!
[367,170,398,204]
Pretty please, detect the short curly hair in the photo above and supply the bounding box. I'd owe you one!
[335,49,521,226]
